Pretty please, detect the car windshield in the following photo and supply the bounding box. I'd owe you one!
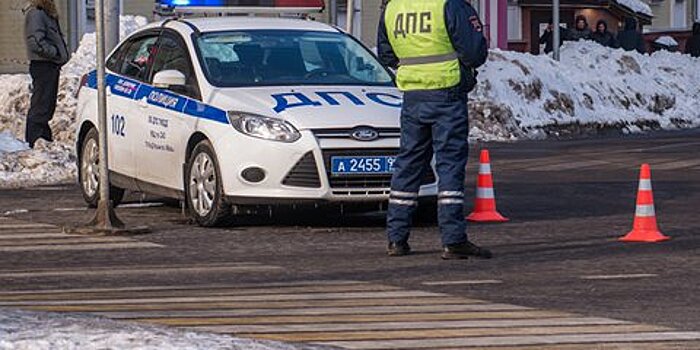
[196,30,394,87]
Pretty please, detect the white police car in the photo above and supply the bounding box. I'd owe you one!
[76,15,437,226]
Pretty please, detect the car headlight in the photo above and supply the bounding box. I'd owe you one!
[228,112,301,143]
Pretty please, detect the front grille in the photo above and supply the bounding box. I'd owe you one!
[322,149,436,190]
[313,128,401,140]
[282,152,321,188]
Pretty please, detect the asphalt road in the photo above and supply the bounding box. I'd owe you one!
[1,129,699,349]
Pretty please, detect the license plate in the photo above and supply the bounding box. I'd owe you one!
[331,156,396,175]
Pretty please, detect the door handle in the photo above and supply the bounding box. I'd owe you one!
[138,97,148,109]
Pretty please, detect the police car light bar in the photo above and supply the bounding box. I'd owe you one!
[169,6,322,15]
[154,0,324,17]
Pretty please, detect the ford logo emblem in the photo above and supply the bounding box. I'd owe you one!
[350,127,379,141]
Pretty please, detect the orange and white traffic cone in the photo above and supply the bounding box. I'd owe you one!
[619,164,670,242]
[467,149,509,222]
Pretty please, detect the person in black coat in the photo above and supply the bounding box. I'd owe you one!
[539,20,567,54]
[591,20,618,48]
[23,0,69,148]
[686,22,700,58]
[567,15,592,41]
[617,17,646,54]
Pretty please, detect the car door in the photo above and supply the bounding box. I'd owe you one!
[135,31,201,191]
[103,34,158,180]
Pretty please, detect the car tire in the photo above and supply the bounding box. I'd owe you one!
[79,128,125,208]
[185,140,231,227]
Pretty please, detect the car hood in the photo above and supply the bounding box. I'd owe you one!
[208,86,403,130]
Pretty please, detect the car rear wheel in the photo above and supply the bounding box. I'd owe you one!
[79,128,125,208]
[185,140,230,226]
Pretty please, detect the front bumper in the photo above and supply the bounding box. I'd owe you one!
[214,130,437,204]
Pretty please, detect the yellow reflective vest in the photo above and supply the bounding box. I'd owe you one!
[384,0,461,91]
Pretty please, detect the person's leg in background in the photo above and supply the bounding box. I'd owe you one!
[386,98,433,256]
[26,61,59,148]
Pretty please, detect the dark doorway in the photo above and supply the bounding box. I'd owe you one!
[529,9,574,54]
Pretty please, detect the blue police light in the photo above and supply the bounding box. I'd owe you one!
[157,0,226,6]
[154,0,325,16]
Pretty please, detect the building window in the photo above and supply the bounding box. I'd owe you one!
[507,3,521,40]
[673,0,687,28]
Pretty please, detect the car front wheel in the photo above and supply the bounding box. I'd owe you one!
[185,140,230,226]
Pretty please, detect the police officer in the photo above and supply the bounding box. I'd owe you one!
[378,0,491,259]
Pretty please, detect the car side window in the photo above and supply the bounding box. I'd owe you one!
[118,35,159,82]
[150,33,200,99]
[106,43,127,72]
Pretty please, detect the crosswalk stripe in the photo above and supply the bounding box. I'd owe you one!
[0,242,163,252]
[0,263,280,279]
[0,233,84,240]
[0,284,406,301]
[0,291,445,306]
[192,317,630,334]
[0,237,136,246]
[0,219,164,253]
[0,280,367,295]
[0,223,56,229]
[0,227,64,233]
[24,297,472,312]
[92,303,531,319]
[137,310,571,326]
[248,324,667,342]
[319,332,700,349]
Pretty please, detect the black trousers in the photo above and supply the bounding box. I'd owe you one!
[26,60,60,147]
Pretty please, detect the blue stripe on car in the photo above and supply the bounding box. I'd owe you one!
[85,70,230,125]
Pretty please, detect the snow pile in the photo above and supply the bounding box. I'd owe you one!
[0,16,147,188]
[0,131,27,153]
[615,0,653,16]
[468,40,700,140]
[655,35,679,47]
[0,308,336,350]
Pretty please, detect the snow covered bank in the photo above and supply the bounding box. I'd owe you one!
[468,41,700,140]
[0,16,148,188]
[0,131,27,154]
[1,21,700,188]
[0,308,335,350]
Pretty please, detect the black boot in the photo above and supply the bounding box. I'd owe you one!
[387,240,411,257]
[442,241,493,260]
[41,125,53,142]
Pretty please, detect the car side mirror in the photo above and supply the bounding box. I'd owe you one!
[153,70,186,89]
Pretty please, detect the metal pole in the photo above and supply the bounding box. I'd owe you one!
[329,0,337,26]
[552,0,560,61]
[104,0,120,53]
[77,0,87,41]
[346,0,355,34]
[95,0,110,225]
[90,0,125,231]
[67,0,79,52]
